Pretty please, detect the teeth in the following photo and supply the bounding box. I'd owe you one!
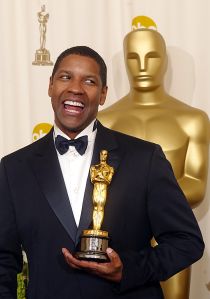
[64,100,84,107]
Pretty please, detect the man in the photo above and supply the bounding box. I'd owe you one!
[0,46,204,299]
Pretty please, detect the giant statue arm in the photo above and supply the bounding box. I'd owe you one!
[178,113,210,208]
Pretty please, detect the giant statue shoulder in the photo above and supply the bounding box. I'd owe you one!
[98,94,210,143]
[98,95,209,189]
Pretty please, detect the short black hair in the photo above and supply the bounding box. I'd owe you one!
[51,46,107,87]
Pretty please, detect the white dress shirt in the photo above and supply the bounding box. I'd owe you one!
[54,120,97,226]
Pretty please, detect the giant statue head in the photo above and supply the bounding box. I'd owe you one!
[124,29,167,91]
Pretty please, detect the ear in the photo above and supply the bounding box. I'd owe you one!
[99,86,108,106]
[48,77,53,97]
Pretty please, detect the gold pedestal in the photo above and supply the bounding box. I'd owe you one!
[75,229,109,262]
[32,48,53,66]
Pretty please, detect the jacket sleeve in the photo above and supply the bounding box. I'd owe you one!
[116,145,204,293]
[0,159,23,298]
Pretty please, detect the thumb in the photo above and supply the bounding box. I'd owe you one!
[106,247,118,261]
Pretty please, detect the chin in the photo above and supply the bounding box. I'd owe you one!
[135,83,159,91]
[63,124,80,132]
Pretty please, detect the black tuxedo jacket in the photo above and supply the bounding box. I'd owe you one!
[0,122,204,299]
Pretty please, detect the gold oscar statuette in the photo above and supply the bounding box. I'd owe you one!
[75,150,114,262]
[32,5,53,66]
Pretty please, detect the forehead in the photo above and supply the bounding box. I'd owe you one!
[56,54,100,74]
[124,31,166,56]
[101,150,107,154]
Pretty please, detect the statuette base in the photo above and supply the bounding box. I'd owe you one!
[32,48,53,65]
[75,230,109,262]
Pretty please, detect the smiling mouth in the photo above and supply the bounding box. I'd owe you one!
[64,100,85,114]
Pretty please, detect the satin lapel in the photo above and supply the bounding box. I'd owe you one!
[29,130,77,243]
[76,123,123,245]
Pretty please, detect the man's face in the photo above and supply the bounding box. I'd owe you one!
[48,54,107,138]
[124,30,167,91]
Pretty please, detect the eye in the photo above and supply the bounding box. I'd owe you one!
[60,74,70,80]
[84,78,96,85]
[127,52,139,59]
[55,72,71,80]
[146,52,160,58]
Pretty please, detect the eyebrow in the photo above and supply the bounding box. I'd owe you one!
[55,69,100,81]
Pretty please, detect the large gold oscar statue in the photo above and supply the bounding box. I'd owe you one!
[98,28,210,299]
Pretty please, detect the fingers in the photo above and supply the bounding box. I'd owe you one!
[62,248,80,269]
[106,248,118,263]
[62,247,99,271]
[80,247,123,282]
[106,248,123,269]
[62,247,123,282]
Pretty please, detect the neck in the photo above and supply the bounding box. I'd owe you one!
[129,85,168,105]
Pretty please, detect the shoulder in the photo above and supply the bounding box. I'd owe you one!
[101,122,159,153]
[177,106,209,140]
[100,124,168,176]
[1,130,53,163]
[98,96,130,125]
[161,97,209,139]
[169,97,209,119]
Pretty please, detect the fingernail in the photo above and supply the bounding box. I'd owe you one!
[106,247,113,254]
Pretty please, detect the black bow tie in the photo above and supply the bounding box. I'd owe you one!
[55,135,88,155]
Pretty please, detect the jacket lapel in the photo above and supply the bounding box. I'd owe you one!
[76,122,123,245]
[29,130,77,243]
[29,124,123,246]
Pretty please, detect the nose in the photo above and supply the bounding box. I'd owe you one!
[139,55,146,71]
[67,78,84,94]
